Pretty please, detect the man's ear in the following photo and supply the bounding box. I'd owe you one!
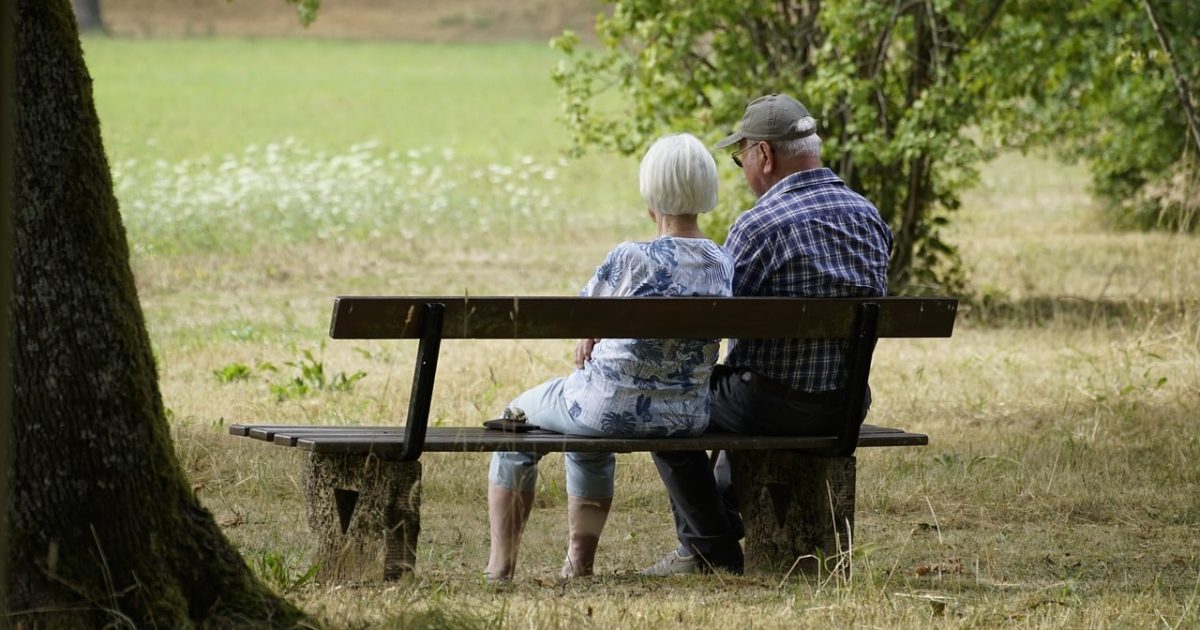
[760,143,775,176]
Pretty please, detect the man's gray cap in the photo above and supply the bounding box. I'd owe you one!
[714,94,815,149]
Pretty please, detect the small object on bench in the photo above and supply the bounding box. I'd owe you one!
[483,406,540,432]
[229,296,957,581]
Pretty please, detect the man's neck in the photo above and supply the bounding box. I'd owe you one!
[761,156,823,193]
[779,156,823,179]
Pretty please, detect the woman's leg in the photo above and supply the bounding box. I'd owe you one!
[486,449,539,579]
[561,451,616,577]
[484,378,569,579]
[563,494,613,577]
[485,481,535,580]
[494,377,619,578]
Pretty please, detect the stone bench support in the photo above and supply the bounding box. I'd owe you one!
[733,452,856,576]
[303,453,422,581]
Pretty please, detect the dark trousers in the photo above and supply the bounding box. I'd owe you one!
[651,366,868,573]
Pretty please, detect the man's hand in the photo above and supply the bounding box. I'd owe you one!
[574,338,600,369]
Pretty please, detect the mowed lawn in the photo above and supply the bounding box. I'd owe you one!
[85,37,1200,628]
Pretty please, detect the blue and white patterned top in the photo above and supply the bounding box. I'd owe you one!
[562,237,734,437]
[723,168,892,392]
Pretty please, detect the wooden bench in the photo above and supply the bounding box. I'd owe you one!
[230,296,957,581]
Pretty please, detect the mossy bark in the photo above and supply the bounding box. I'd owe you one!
[1,0,15,617]
[5,0,307,626]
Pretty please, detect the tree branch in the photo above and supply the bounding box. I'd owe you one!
[869,0,903,79]
[1141,0,1200,154]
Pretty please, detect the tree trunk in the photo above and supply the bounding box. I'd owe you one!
[886,1,937,292]
[71,0,104,33]
[5,0,306,626]
[1,0,16,615]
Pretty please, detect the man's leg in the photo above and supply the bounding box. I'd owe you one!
[647,449,744,573]
[710,376,865,518]
[644,367,755,574]
[649,367,862,573]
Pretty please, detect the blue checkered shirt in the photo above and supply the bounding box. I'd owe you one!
[723,167,892,392]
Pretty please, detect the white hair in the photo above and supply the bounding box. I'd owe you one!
[769,116,822,159]
[638,133,719,216]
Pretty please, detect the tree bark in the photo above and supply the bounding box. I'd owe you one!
[1,0,16,616]
[71,0,104,33]
[5,0,306,626]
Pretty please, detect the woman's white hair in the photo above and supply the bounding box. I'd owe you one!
[639,133,719,216]
[770,116,822,159]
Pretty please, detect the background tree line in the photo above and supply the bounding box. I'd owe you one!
[553,0,1200,293]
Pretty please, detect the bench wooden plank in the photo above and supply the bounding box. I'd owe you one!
[227,424,926,455]
[330,296,958,340]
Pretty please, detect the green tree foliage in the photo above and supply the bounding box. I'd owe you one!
[555,0,1014,293]
[984,0,1199,232]
[287,0,321,27]
[554,0,1199,293]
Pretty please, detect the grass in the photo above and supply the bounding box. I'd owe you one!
[83,35,1200,629]
[87,38,571,160]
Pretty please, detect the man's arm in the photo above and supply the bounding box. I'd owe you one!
[725,219,777,297]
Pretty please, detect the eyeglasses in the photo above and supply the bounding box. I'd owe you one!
[730,141,761,168]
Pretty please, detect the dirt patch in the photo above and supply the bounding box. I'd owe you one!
[99,0,604,42]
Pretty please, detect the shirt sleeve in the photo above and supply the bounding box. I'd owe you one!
[579,244,629,297]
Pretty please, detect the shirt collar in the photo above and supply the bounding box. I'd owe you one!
[759,167,843,202]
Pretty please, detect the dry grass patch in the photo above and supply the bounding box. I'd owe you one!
[140,148,1200,627]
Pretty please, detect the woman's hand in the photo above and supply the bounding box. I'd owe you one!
[574,338,600,369]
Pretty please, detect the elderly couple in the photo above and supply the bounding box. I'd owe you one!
[485,94,893,579]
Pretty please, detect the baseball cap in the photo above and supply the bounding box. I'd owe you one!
[714,94,816,149]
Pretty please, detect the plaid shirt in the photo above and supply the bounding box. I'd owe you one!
[723,168,892,392]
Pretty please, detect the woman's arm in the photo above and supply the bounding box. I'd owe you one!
[573,243,634,368]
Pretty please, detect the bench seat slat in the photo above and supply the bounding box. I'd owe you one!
[230,424,926,455]
[331,296,957,340]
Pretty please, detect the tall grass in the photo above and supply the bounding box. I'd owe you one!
[112,139,568,255]
[88,36,1200,629]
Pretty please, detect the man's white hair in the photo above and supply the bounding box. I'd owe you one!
[769,116,822,159]
[639,133,719,216]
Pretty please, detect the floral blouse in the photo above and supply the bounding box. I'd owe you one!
[561,237,734,437]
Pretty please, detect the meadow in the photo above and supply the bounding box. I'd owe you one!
[84,37,1200,628]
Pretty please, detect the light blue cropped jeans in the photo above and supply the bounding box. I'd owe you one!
[488,377,617,500]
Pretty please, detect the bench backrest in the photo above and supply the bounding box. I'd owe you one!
[328,296,958,461]
[330,296,958,340]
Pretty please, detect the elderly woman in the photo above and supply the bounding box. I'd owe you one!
[486,133,734,580]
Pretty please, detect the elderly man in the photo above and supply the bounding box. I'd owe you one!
[641,94,894,575]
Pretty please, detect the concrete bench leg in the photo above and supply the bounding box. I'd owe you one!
[732,451,856,576]
[303,453,422,582]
